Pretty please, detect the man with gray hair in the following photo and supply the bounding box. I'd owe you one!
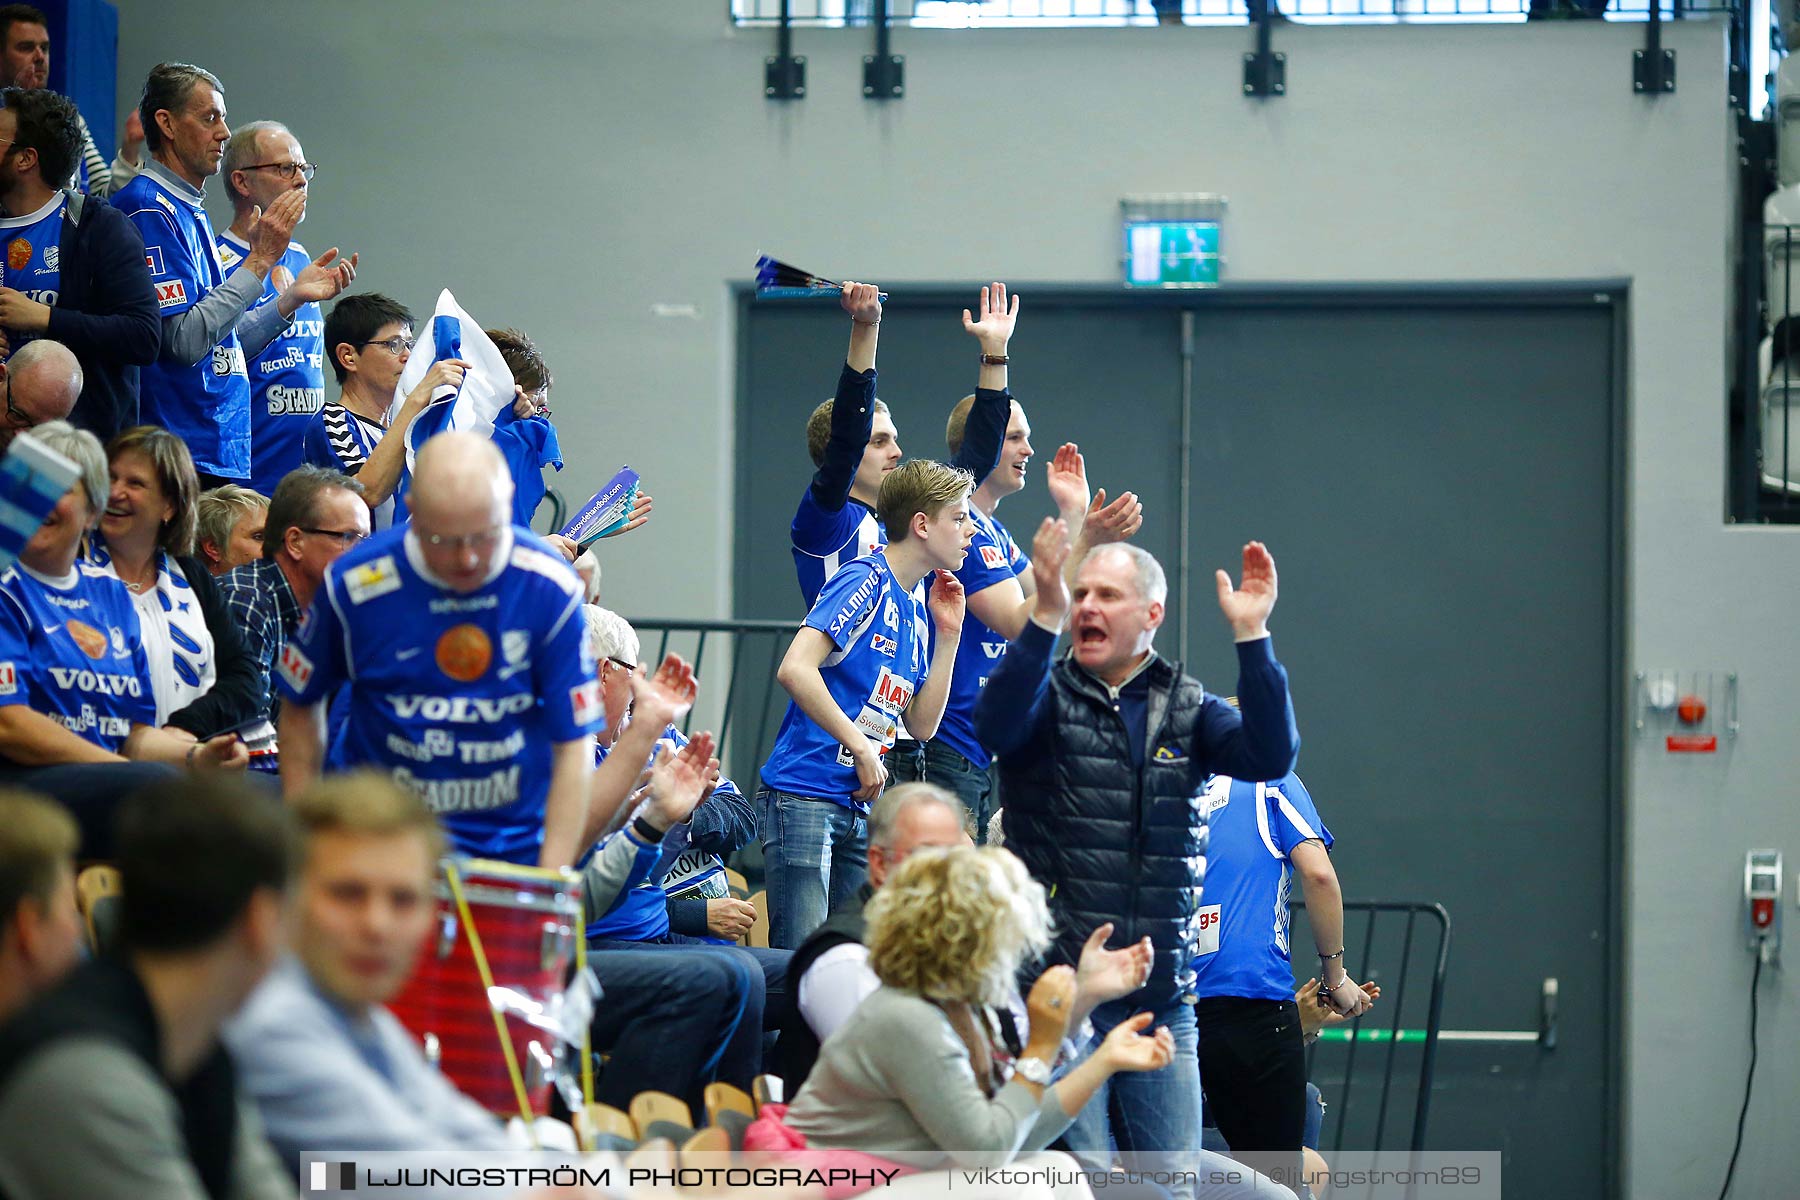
[111,63,353,487]
[975,528,1300,1191]
[217,120,349,497]
[0,337,80,445]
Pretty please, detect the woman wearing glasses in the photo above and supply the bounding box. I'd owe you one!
[86,425,260,737]
[0,422,248,858]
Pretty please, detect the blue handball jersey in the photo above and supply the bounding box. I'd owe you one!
[1191,772,1334,1002]
[113,171,251,479]
[0,194,66,359]
[791,495,884,612]
[275,525,603,865]
[217,233,325,497]
[760,553,930,808]
[0,564,155,753]
[934,505,1028,769]
[301,403,402,530]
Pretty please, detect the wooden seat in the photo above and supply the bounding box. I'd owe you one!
[74,865,122,956]
[629,1089,693,1138]
[751,1074,783,1113]
[704,1082,755,1126]
[683,1123,729,1158]
[724,867,750,899]
[574,1103,637,1151]
[746,891,770,949]
[624,1137,675,1174]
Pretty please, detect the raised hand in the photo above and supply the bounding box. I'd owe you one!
[840,280,883,326]
[1074,923,1155,1010]
[1215,540,1277,640]
[401,359,469,411]
[1030,517,1072,628]
[1080,489,1143,548]
[1098,1011,1176,1074]
[286,247,358,305]
[630,652,698,732]
[543,533,579,563]
[644,730,716,830]
[928,569,966,636]
[1024,963,1077,1047]
[246,189,305,264]
[1045,444,1091,521]
[961,282,1019,354]
[600,492,653,539]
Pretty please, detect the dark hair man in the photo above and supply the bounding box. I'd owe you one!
[216,464,367,727]
[0,87,157,439]
[0,774,297,1197]
[0,6,111,194]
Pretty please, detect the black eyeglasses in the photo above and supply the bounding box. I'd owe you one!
[2,391,31,429]
[302,527,366,547]
[243,161,316,181]
[359,334,414,355]
[606,657,637,674]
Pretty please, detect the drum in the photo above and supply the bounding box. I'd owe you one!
[387,858,581,1116]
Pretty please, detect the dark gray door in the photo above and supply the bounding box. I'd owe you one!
[735,286,1620,1198]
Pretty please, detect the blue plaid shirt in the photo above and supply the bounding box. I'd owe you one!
[216,558,301,723]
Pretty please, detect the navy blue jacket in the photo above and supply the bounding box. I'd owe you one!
[46,188,161,441]
[976,624,1298,1005]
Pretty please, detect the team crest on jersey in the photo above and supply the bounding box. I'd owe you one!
[980,545,1008,570]
[6,238,30,271]
[109,626,127,655]
[156,279,186,310]
[0,662,14,696]
[344,556,401,604]
[42,246,57,271]
[145,246,166,276]
[570,678,603,727]
[65,619,106,660]
[499,630,530,679]
[435,624,492,683]
[277,642,313,690]
[869,632,897,657]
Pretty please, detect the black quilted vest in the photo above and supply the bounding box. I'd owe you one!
[998,653,1209,1008]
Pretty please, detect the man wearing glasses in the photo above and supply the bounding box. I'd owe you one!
[111,63,355,487]
[0,337,82,445]
[216,121,352,498]
[278,432,607,872]
[0,88,156,441]
[307,293,465,531]
[217,464,369,732]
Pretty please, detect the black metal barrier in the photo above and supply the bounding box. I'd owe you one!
[1291,900,1452,1152]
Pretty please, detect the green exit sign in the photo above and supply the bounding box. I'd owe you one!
[1124,220,1221,288]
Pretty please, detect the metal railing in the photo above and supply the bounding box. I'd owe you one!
[625,618,799,787]
[733,0,1733,26]
[1290,900,1452,1152]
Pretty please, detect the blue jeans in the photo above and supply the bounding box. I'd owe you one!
[888,739,995,843]
[757,787,867,949]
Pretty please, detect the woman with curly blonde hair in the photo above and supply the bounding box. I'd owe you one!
[757,845,1174,1193]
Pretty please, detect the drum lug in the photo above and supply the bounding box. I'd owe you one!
[540,922,571,972]
[437,912,458,959]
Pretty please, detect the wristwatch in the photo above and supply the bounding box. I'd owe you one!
[1013,1056,1053,1085]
